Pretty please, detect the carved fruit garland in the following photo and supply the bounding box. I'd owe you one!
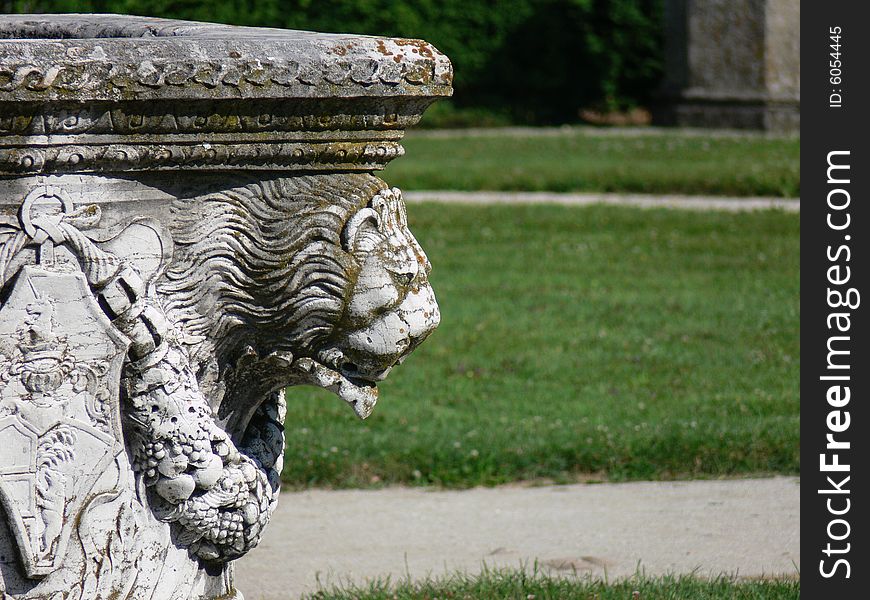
[0,187,283,563]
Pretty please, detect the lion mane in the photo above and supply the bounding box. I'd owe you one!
[158,173,385,365]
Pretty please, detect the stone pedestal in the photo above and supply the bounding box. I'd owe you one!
[654,0,800,131]
[0,15,450,599]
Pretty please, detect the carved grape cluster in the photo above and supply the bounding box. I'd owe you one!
[122,318,280,562]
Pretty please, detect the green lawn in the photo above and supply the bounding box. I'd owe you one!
[382,130,800,197]
[282,203,799,488]
[304,570,799,600]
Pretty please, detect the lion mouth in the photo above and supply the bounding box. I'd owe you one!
[292,356,379,419]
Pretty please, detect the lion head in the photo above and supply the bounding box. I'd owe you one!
[157,173,439,430]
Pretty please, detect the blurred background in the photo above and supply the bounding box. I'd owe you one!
[0,3,800,596]
[2,0,799,132]
[0,0,800,488]
[1,0,799,502]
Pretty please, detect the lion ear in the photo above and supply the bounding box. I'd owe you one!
[341,207,381,253]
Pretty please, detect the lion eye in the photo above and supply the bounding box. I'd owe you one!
[394,271,414,287]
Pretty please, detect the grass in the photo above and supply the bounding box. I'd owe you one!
[282,203,799,488]
[304,569,800,599]
[381,130,800,197]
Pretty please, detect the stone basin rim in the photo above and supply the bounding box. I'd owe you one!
[0,15,453,174]
[0,14,454,102]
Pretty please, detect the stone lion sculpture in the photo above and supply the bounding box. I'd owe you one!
[0,173,439,599]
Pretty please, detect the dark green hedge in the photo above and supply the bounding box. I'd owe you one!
[6,0,664,125]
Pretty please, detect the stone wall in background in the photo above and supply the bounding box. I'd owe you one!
[655,0,800,131]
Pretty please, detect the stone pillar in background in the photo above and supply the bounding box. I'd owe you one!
[0,15,449,599]
[655,0,800,131]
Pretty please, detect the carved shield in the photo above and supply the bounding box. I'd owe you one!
[0,266,129,578]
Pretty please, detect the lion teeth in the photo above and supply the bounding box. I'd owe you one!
[316,347,345,370]
[291,356,378,419]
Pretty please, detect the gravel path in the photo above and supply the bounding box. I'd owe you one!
[403,191,800,212]
[235,477,800,599]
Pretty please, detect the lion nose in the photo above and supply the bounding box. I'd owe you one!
[401,282,440,343]
[386,289,439,372]
[333,281,440,382]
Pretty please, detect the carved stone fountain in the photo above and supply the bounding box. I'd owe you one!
[0,15,450,599]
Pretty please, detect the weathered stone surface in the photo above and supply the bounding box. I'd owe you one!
[655,0,800,131]
[0,15,449,600]
[0,14,451,174]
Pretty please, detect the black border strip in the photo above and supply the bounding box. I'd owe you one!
[802,2,869,595]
